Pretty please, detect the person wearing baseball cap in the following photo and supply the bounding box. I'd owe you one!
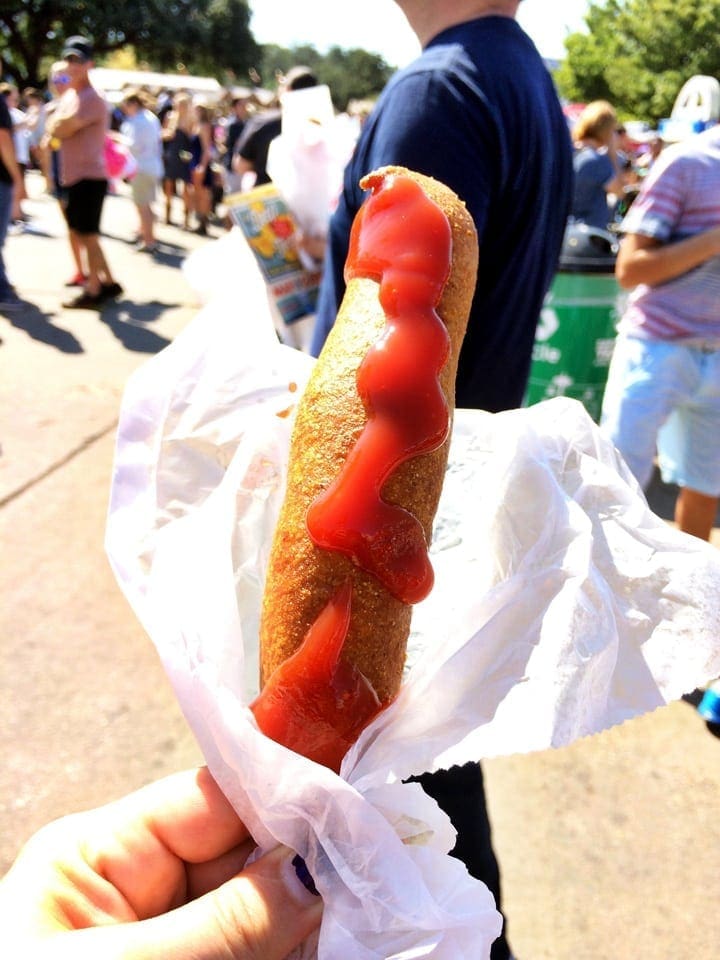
[232,66,318,188]
[62,36,95,63]
[46,35,122,307]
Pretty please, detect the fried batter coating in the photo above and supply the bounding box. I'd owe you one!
[259,166,479,703]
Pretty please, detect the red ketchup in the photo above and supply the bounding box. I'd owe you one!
[251,581,382,772]
[253,173,453,771]
[307,173,453,603]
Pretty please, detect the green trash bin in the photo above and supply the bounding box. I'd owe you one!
[525,222,625,422]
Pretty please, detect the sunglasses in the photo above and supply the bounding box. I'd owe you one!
[53,74,70,84]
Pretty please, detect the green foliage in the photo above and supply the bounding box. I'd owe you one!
[255,43,393,111]
[555,0,720,124]
[318,47,393,110]
[0,0,259,87]
[0,0,391,108]
[255,43,321,89]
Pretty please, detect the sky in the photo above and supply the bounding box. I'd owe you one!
[248,1,592,68]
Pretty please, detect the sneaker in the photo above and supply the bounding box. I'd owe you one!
[63,290,104,309]
[65,272,88,287]
[100,281,123,300]
[136,242,157,253]
[0,290,23,311]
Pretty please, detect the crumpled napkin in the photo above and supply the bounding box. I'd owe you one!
[106,258,720,959]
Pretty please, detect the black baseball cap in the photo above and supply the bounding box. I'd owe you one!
[62,36,94,62]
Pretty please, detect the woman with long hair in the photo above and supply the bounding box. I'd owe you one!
[160,92,194,228]
[188,102,214,236]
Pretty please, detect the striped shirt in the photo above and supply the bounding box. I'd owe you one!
[618,124,720,342]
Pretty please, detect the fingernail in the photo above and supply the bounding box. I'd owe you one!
[266,846,323,907]
[291,854,320,896]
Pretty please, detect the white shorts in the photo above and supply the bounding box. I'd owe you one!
[600,335,720,495]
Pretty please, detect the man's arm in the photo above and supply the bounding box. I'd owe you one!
[46,111,87,139]
[46,94,106,141]
[616,229,720,289]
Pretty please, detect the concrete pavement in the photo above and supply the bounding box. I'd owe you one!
[1,171,207,864]
[1,172,209,504]
[2,171,719,959]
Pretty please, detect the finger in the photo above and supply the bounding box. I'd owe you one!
[179,845,323,960]
[185,836,256,900]
[122,766,251,863]
[53,844,323,960]
[89,767,252,918]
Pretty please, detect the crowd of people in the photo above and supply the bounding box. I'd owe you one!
[0,38,359,313]
[1,3,719,958]
[568,96,720,745]
[564,97,720,549]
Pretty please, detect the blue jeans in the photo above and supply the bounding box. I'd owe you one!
[0,180,13,296]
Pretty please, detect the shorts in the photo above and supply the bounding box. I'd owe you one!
[130,171,158,206]
[600,335,720,495]
[65,178,107,235]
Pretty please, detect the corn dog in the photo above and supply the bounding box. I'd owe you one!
[251,166,479,771]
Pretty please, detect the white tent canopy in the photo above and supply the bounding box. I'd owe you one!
[89,67,223,103]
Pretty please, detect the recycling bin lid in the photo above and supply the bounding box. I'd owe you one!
[559,221,620,273]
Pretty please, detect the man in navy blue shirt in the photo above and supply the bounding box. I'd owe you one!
[311,4,573,958]
[312,0,572,414]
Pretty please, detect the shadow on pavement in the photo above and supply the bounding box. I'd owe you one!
[0,301,84,353]
[13,223,57,240]
[99,299,173,353]
[151,244,191,270]
[103,232,192,271]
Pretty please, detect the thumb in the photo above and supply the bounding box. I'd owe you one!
[142,845,323,960]
[64,845,323,960]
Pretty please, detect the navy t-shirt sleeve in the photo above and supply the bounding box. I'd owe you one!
[362,71,497,221]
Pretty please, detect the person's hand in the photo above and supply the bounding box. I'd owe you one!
[296,231,327,262]
[1,767,323,959]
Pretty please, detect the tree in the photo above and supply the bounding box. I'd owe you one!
[257,43,393,111]
[0,1,392,107]
[555,0,720,123]
[0,0,260,88]
[317,47,393,111]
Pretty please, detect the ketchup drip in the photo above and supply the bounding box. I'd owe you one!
[251,581,382,772]
[306,173,453,604]
[254,173,453,772]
